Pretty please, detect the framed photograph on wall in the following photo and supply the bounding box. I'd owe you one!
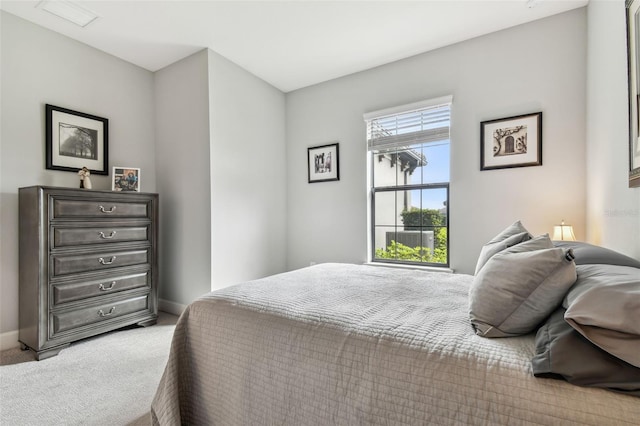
[112,166,141,192]
[46,104,109,175]
[626,0,640,187]
[308,142,340,183]
[480,112,542,171]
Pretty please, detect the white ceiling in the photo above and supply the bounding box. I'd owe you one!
[1,0,588,92]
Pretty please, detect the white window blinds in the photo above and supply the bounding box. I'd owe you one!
[364,95,452,153]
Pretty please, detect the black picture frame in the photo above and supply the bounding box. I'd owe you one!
[308,142,339,183]
[46,104,109,175]
[626,0,640,187]
[480,112,542,171]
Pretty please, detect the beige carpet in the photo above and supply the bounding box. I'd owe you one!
[0,312,178,426]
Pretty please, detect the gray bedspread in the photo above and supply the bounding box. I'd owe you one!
[151,263,640,425]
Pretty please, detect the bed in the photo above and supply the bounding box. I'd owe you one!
[151,225,640,425]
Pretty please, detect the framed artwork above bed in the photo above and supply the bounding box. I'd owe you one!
[626,0,640,187]
[480,112,542,171]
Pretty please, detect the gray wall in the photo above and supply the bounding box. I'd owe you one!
[586,0,640,259]
[0,12,156,334]
[208,50,287,289]
[286,8,588,274]
[154,50,212,306]
[153,49,287,308]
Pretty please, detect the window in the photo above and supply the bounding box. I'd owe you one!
[365,96,451,267]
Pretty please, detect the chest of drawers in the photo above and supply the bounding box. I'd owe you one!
[18,186,159,360]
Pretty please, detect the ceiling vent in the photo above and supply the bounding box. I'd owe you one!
[37,1,98,28]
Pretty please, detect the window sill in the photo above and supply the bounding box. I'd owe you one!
[364,262,454,274]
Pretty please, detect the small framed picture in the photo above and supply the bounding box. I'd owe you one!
[112,167,140,192]
[308,142,339,183]
[46,104,109,175]
[480,112,542,171]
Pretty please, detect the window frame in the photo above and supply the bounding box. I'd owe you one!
[365,97,452,268]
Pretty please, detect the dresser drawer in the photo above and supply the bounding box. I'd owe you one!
[52,198,150,219]
[52,249,150,277]
[52,271,150,306]
[52,295,150,334]
[52,225,150,248]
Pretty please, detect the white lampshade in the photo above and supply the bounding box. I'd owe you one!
[552,220,576,241]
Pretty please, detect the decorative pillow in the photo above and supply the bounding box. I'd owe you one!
[469,235,577,338]
[532,307,640,396]
[474,220,532,275]
[553,241,640,268]
[563,264,640,368]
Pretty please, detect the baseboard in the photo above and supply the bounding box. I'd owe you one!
[0,329,20,351]
[158,299,187,316]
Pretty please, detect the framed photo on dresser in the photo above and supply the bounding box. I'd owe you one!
[112,167,140,192]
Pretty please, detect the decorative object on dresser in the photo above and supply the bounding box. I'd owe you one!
[112,166,141,192]
[45,104,109,175]
[18,186,158,360]
[78,166,92,189]
[480,112,542,171]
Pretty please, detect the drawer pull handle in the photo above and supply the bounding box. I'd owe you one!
[98,256,117,265]
[98,307,116,317]
[98,281,116,291]
[98,205,116,213]
[98,231,117,239]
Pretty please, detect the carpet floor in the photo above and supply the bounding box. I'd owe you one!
[0,312,178,426]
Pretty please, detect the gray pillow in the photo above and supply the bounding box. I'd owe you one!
[532,307,640,396]
[470,235,577,338]
[564,264,640,368]
[553,241,640,268]
[474,220,532,275]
